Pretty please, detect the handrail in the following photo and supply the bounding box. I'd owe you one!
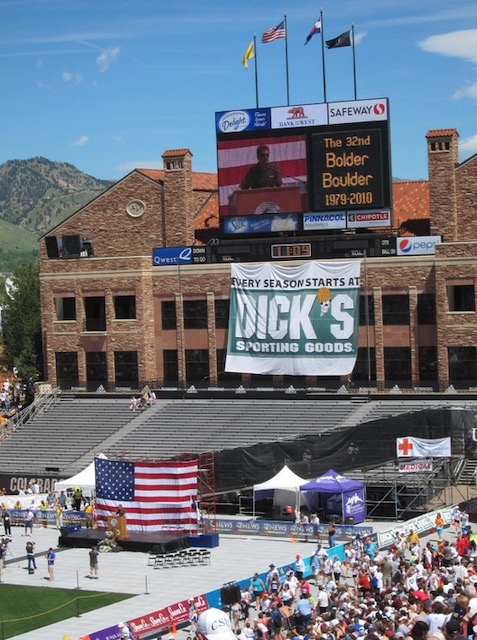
[0,387,60,444]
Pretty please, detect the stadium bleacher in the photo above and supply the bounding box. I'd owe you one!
[2,395,477,481]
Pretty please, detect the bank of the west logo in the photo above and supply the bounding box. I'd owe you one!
[217,110,250,133]
[287,106,307,120]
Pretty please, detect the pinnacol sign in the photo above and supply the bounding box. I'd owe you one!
[225,261,361,376]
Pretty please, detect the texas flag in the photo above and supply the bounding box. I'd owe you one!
[396,436,451,458]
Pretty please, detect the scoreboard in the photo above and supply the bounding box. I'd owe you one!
[215,98,392,238]
[153,235,396,266]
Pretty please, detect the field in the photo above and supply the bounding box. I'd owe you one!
[0,584,134,639]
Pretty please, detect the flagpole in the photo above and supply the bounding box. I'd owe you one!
[320,8,327,103]
[253,34,259,108]
[352,23,357,100]
[284,13,290,105]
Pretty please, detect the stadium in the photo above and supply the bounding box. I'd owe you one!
[2,96,477,640]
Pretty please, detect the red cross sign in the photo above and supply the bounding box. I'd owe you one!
[397,437,414,457]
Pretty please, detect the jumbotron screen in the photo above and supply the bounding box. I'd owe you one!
[215,98,392,237]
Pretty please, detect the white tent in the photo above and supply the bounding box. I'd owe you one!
[54,454,106,493]
[252,465,308,519]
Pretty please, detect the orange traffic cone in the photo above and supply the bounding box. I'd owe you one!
[171,621,177,635]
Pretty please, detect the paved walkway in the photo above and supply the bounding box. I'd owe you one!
[0,520,432,640]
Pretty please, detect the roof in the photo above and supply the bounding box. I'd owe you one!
[135,168,217,191]
[392,180,429,229]
[426,128,458,139]
[133,166,432,240]
[162,148,192,158]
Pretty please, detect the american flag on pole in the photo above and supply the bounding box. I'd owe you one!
[262,21,286,43]
[95,457,198,532]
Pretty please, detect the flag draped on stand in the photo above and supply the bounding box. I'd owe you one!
[305,20,321,45]
[326,29,351,49]
[242,40,254,68]
[95,457,198,532]
[262,20,285,43]
[396,436,451,458]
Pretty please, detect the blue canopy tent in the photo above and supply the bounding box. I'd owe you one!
[300,469,366,524]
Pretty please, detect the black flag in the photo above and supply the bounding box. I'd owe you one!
[326,30,351,49]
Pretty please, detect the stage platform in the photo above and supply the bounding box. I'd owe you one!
[59,527,190,553]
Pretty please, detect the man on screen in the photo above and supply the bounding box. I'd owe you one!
[240,144,283,189]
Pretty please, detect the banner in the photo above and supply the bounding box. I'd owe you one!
[396,436,451,458]
[398,460,433,473]
[95,458,198,532]
[342,488,366,523]
[225,261,361,376]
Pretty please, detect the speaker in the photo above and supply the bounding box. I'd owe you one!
[45,236,59,258]
[220,584,241,606]
[62,235,81,258]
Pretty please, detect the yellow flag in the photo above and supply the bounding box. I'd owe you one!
[242,41,254,69]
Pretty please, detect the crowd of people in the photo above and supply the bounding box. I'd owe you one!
[218,515,474,640]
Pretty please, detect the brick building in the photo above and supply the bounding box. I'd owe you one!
[39,130,477,392]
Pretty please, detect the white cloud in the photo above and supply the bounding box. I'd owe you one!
[453,82,477,101]
[73,135,89,147]
[419,29,477,63]
[62,70,82,84]
[459,134,477,157]
[354,30,367,46]
[96,46,120,72]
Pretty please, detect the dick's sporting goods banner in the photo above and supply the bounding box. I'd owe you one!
[225,261,361,376]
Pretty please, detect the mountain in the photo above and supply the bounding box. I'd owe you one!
[0,157,113,272]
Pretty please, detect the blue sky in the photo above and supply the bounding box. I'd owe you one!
[1,0,476,181]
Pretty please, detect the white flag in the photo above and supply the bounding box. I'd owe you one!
[396,436,451,458]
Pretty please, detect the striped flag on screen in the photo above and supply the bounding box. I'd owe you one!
[262,21,285,43]
[95,457,198,532]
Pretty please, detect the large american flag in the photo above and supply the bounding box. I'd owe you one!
[262,21,286,43]
[95,457,199,532]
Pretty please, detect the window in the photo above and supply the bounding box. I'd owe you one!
[216,349,242,386]
[114,295,136,320]
[418,346,438,382]
[84,297,106,331]
[359,295,375,326]
[161,301,176,330]
[351,348,376,384]
[184,300,208,329]
[185,349,209,385]
[55,352,78,389]
[55,297,76,321]
[114,351,138,386]
[417,294,436,325]
[163,350,178,386]
[448,347,477,382]
[215,300,230,329]
[447,284,475,312]
[384,347,411,386]
[86,352,107,387]
[382,295,410,325]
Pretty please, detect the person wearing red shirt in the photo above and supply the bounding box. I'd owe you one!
[357,569,371,595]
[457,532,469,557]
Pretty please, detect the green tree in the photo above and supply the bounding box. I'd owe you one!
[1,261,43,378]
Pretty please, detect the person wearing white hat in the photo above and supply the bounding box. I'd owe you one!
[196,608,238,640]
[118,622,131,639]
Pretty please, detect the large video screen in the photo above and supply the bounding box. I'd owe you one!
[215,98,391,237]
